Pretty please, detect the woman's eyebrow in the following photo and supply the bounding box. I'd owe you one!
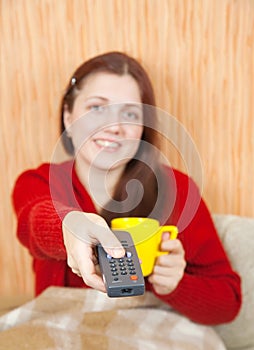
[85,96,108,102]
[122,103,143,110]
[84,97,142,109]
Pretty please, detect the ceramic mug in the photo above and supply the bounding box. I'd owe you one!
[111,217,178,276]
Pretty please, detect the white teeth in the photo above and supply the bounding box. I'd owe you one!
[95,140,119,148]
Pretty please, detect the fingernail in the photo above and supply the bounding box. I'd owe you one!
[162,232,170,240]
[108,248,125,258]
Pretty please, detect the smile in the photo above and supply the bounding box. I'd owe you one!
[94,139,120,149]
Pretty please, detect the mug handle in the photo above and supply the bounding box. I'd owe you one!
[156,225,179,256]
[160,225,178,240]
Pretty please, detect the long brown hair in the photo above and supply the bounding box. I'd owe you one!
[60,52,168,224]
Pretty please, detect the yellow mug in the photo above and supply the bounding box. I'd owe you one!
[111,217,178,277]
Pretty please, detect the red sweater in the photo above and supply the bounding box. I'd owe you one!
[12,161,241,325]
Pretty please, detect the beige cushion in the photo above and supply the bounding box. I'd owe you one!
[212,214,254,350]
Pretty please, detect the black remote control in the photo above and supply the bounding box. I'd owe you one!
[97,230,145,298]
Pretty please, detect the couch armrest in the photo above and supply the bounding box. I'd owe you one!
[212,214,254,350]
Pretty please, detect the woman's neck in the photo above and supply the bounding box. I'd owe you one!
[74,158,125,211]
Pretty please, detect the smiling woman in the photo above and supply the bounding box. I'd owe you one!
[63,73,145,213]
[12,51,241,327]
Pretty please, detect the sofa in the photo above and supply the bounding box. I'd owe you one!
[212,214,254,350]
[0,214,253,349]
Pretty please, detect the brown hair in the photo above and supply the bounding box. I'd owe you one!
[60,52,168,224]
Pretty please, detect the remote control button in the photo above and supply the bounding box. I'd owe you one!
[111,267,117,272]
[106,254,112,260]
[112,272,118,276]
[127,262,134,266]
[114,277,119,281]
[121,271,127,275]
[126,251,132,258]
[130,275,138,280]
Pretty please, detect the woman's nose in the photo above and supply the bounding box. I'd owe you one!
[104,122,121,134]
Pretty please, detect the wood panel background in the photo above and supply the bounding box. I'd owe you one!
[1,0,253,298]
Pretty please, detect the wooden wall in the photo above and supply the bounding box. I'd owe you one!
[1,0,253,297]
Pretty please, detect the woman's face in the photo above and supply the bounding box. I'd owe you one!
[64,72,143,171]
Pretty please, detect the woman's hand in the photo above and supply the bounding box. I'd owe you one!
[148,232,186,295]
[62,211,125,292]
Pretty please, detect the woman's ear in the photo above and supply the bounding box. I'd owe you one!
[63,104,72,133]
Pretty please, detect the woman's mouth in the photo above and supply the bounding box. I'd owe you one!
[94,139,120,150]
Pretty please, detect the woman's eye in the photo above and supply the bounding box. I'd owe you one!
[89,105,105,112]
[122,111,141,121]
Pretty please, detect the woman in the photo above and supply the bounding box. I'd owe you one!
[12,51,241,325]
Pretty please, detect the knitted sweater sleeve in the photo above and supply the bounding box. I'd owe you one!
[146,170,242,325]
[12,163,79,260]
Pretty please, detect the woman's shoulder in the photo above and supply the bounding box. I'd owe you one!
[163,165,200,193]
[15,160,74,183]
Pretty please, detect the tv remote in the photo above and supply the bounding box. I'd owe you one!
[97,230,145,298]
